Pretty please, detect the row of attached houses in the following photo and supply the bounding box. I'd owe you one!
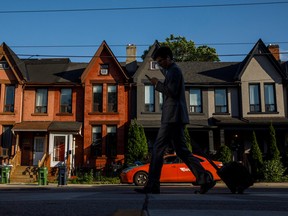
[0,39,288,182]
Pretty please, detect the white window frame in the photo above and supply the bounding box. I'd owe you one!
[100,64,109,75]
[150,61,160,70]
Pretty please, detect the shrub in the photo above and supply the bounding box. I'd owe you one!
[217,145,232,165]
[77,169,94,184]
[261,160,286,182]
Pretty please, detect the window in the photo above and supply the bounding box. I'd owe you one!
[189,89,202,113]
[2,126,13,150]
[53,136,65,162]
[264,84,276,112]
[159,92,163,110]
[93,85,103,112]
[91,126,102,157]
[0,61,9,69]
[100,64,109,75]
[215,88,227,113]
[107,85,117,112]
[150,61,160,70]
[4,85,15,112]
[60,88,72,113]
[249,84,261,112]
[35,88,48,113]
[144,85,155,112]
[106,126,117,157]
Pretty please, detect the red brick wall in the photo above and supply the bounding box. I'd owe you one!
[82,47,129,167]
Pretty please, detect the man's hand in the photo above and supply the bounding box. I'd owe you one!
[150,77,158,86]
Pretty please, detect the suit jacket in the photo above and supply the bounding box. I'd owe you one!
[155,63,189,124]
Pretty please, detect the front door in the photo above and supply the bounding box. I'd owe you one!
[50,134,68,167]
[33,137,45,166]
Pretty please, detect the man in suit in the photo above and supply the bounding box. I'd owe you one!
[135,46,215,194]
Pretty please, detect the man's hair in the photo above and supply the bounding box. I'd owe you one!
[153,46,173,60]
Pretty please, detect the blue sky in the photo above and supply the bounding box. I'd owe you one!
[1,0,288,63]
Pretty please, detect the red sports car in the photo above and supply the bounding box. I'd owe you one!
[120,154,222,186]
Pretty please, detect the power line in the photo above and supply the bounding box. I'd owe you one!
[9,41,288,49]
[1,1,288,14]
[15,51,288,59]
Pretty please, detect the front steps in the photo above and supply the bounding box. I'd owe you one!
[9,166,38,183]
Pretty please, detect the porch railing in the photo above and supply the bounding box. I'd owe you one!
[8,150,21,175]
[38,153,47,168]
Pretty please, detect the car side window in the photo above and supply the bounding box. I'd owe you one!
[164,156,177,164]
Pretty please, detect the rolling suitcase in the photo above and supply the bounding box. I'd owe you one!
[207,158,254,194]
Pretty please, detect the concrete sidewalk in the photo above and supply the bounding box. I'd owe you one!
[0,182,288,216]
[1,181,288,188]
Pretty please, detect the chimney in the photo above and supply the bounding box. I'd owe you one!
[126,44,136,64]
[267,44,280,62]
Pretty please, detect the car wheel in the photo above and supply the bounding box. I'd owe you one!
[207,171,214,182]
[134,171,148,186]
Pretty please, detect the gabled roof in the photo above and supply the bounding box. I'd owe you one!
[132,40,239,85]
[81,40,129,82]
[234,38,286,81]
[0,42,26,83]
[24,58,87,85]
[178,61,240,85]
[281,61,288,77]
[132,40,160,80]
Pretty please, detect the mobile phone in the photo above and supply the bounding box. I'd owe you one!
[145,74,151,80]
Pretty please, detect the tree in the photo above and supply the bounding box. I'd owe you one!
[142,34,219,62]
[125,119,148,165]
[184,126,192,152]
[267,123,280,161]
[250,131,263,179]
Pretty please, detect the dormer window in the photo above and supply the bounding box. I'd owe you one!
[100,64,109,75]
[150,61,159,70]
[0,61,9,69]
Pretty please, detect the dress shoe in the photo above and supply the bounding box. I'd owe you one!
[199,181,216,194]
[134,187,160,194]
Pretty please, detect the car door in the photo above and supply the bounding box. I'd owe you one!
[160,155,179,182]
[176,158,196,183]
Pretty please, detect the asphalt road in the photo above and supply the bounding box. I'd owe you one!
[0,183,288,216]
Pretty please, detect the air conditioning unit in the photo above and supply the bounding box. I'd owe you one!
[0,147,9,158]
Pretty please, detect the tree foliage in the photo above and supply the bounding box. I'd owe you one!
[260,123,287,182]
[250,131,263,179]
[142,34,219,62]
[184,126,192,152]
[262,160,286,182]
[267,123,280,160]
[217,144,232,165]
[125,119,148,165]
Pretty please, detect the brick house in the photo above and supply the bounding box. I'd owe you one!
[81,40,130,169]
[0,41,131,182]
[0,42,88,181]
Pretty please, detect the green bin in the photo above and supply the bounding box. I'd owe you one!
[38,167,48,185]
[1,166,10,184]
